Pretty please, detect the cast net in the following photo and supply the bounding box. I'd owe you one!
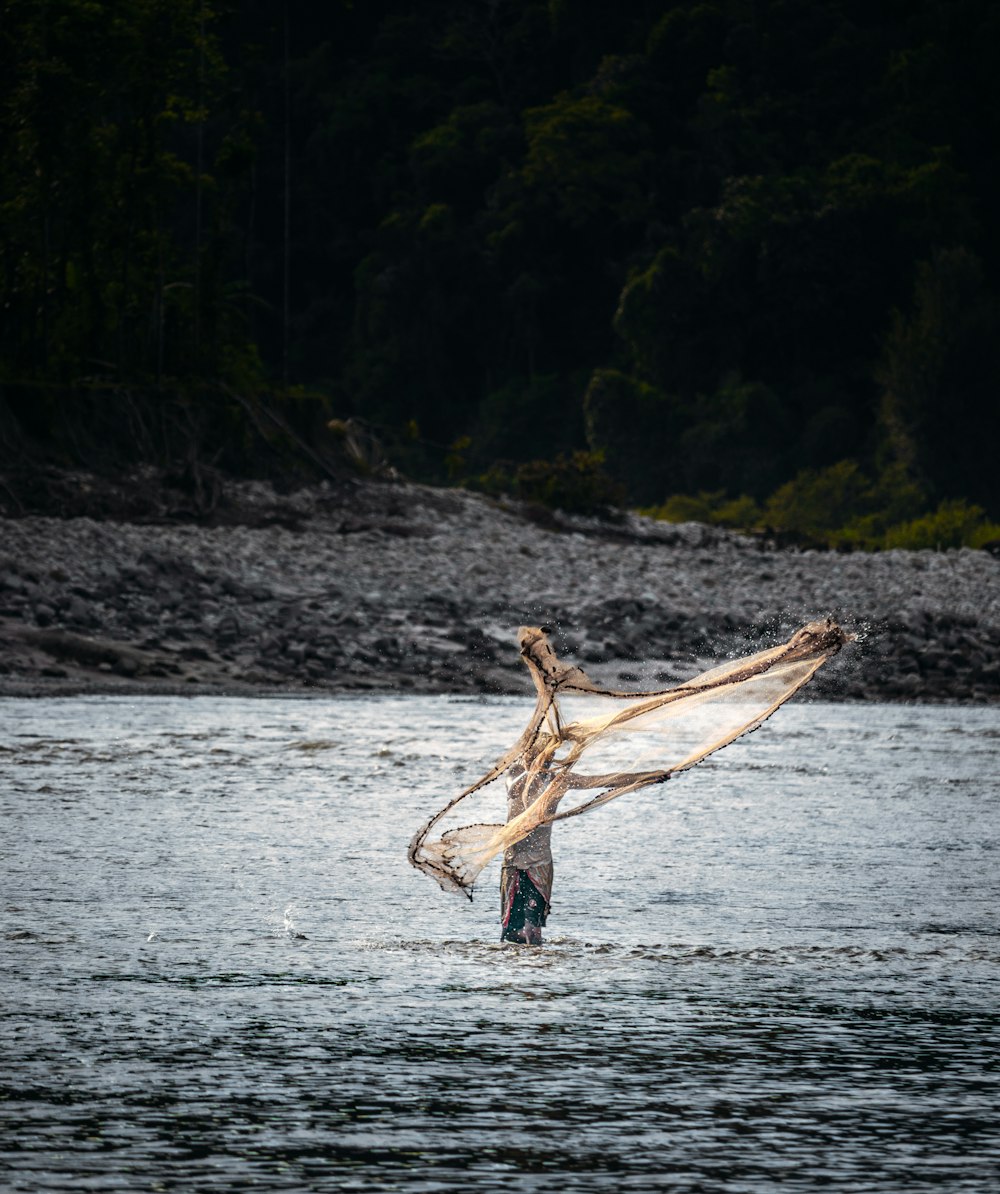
[408,618,851,898]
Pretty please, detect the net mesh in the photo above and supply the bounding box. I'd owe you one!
[408,618,851,898]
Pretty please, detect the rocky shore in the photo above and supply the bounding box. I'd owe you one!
[1,475,998,702]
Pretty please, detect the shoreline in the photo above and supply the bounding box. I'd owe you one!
[2,476,998,704]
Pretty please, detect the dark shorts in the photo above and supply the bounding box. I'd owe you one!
[501,868,548,942]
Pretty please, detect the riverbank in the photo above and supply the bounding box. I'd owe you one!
[1,474,998,701]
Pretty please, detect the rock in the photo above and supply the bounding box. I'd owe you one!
[179,645,212,661]
[0,474,997,699]
[19,627,160,676]
[67,595,93,625]
[215,611,242,645]
[35,603,60,627]
[893,673,923,695]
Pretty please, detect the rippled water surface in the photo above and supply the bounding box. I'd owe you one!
[1,695,998,1191]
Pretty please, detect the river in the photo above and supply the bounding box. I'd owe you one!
[1,695,998,1191]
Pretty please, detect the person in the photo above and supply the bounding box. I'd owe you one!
[409,620,851,935]
[500,759,553,944]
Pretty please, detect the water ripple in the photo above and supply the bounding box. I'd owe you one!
[0,696,997,1191]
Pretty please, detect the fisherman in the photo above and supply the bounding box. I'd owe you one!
[500,759,553,945]
[409,619,852,942]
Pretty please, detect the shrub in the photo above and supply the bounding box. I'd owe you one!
[761,459,927,547]
[470,460,516,498]
[642,491,721,524]
[640,461,999,552]
[641,490,763,528]
[470,450,623,515]
[883,500,1000,550]
[513,450,623,514]
[715,494,764,528]
[583,368,679,505]
[764,460,871,541]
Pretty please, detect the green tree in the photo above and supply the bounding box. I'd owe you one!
[583,368,680,505]
[0,0,257,384]
[878,248,1000,515]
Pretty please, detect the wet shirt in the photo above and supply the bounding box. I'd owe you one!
[504,760,554,904]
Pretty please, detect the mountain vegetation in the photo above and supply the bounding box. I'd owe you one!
[2,0,998,544]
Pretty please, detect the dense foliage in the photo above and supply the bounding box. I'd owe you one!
[2,0,999,535]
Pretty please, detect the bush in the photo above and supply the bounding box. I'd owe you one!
[715,494,764,527]
[764,460,872,541]
[470,450,623,515]
[643,491,722,524]
[641,490,763,528]
[760,459,926,547]
[642,461,999,552]
[470,460,517,498]
[583,368,679,505]
[883,500,1000,551]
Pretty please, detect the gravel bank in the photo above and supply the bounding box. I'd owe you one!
[1,478,998,702]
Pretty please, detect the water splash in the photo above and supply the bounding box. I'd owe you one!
[282,904,307,940]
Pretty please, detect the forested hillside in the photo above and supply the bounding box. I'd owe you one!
[3,0,999,541]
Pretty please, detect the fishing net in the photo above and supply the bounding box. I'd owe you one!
[408,618,851,898]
